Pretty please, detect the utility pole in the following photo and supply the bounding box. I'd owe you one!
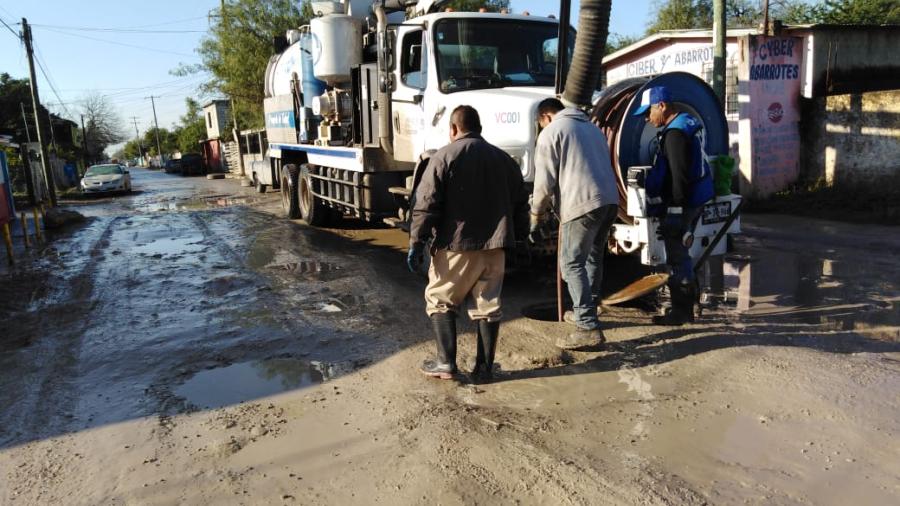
[47,109,58,153]
[131,116,145,165]
[555,0,571,96]
[230,98,245,177]
[146,95,163,167]
[80,114,89,174]
[21,18,57,207]
[20,102,32,143]
[712,0,726,107]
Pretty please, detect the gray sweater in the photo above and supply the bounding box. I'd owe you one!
[531,108,619,223]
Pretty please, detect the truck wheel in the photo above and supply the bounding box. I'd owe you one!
[299,165,328,226]
[281,164,301,219]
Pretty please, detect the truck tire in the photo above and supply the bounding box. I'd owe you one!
[281,164,301,219]
[299,165,329,226]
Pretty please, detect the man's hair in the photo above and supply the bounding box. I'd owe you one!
[537,98,565,117]
[451,105,482,134]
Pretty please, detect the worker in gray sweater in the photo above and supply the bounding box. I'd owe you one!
[530,98,620,350]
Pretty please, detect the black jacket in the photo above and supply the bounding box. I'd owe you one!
[410,132,528,251]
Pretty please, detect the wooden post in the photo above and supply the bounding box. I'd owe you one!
[19,212,30,248]
[556,223,564,322]
[2,223,13,265]
[32,207,43,242]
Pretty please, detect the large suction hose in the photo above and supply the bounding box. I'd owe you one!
[562,0,611,108]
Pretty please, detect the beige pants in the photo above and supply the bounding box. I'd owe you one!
[425,248,505,321]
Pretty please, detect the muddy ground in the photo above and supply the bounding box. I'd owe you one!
[1,167,898,505]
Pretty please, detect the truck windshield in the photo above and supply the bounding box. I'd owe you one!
[433,18,574,93]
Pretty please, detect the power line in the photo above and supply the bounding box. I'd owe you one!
[33,45,74,119]
[31,23,206,34]
[0,16,20,39]
[36,26,198,58]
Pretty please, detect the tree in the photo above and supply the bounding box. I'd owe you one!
[606,33,641,55]
[142,127,178,158]
[81,92,125,163]
[0,73,51,144]
[446,0,509,11]
[820,0,900,24]
[174,98,207,154]
[647,0,762,34]
[191,0,315,129]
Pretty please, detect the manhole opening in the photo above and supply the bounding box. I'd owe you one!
[522,302,564,322]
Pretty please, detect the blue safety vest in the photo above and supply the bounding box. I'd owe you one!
[645,113,714,216]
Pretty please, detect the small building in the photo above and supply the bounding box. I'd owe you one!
[202,100,231,140]
[601,24,900,197]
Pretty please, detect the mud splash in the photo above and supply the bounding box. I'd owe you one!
[175,358,326,410]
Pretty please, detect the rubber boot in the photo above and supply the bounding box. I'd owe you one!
[420,312,458,379]
[653,283,695,326]
[471,320,499,384]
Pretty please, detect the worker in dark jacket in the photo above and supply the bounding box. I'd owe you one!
[633,85,714,325]
[408,105,529,383]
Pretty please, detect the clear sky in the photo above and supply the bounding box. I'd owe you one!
[0,1,654,153]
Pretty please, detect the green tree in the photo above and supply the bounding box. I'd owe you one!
[191,0,314,129]
[606,33,641,55]
[0,73,51,144]
[647,0,762,34]
[446,0,509,11]
[821,0,900,23]
[174,98,207,154]
[142,127,178,158]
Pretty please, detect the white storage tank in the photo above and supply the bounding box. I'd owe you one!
[310,14,362,85]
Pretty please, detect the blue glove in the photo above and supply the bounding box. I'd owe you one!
[407,242,426,273]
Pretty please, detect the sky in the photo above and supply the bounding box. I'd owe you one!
[0,0,654,154]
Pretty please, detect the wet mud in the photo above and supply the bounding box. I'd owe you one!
[1,168,898,505]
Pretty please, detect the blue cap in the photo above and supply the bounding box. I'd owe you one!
[633,86,672,116]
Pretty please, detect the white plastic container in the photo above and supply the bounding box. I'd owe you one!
[310,14,362,85]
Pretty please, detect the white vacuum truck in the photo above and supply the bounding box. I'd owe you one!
[259,0,740,268]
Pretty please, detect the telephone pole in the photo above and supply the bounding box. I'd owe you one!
[20,102,32,143]
[131,116,145,165]
[712,0,726,107]
[145,95,163,166]
[80,114,89,173]
[21,18,57,207]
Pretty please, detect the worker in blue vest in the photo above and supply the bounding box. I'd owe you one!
[633,85,714,325]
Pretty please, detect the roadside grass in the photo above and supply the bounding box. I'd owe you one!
[746,175,900,226]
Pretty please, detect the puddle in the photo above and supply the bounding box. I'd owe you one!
[698,244,900,338]
[133,235,206,256]
[137,195,255,213]
[175,358,325,409]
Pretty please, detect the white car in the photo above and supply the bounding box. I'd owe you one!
[81,164,132,194]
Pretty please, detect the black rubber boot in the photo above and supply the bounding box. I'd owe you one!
[471,320,499,384]
[653,283,696,326]
[420,312,458,379]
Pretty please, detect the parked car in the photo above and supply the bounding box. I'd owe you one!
[81,164,131,194]
[164,159,181,174]
[179,153,204,176]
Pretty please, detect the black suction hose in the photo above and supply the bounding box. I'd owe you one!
[562,0,611,108]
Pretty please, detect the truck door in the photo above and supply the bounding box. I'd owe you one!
[392,26,427,163]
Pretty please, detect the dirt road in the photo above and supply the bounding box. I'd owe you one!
[1,168,898,505]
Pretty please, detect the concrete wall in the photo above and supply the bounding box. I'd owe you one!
[203,101,231,140]
[791,25,900,98]
[801,89,900,185]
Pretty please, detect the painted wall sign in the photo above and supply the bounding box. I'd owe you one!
[739,36,804,196]
[606,41,740,85]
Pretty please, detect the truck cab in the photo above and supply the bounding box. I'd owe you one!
[389,12,572,182]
